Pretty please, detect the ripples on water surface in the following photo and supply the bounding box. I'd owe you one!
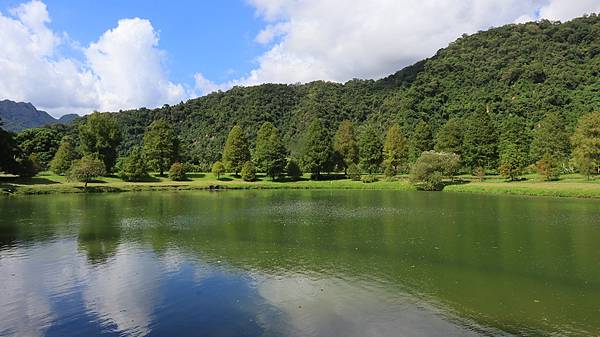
[0,190,599,336]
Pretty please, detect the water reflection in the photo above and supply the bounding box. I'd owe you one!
[0,191,599,336]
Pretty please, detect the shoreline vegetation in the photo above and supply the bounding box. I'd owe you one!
[2,172,599,199]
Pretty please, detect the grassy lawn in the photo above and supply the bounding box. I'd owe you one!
[1,172,599,198]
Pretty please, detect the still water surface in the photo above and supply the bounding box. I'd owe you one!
[0,190,599,336]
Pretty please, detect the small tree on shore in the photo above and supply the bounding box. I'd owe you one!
[383,124,408,175]
[143,119,179,176]
[241,161,256,181]
[212,161,225,179]
[536,153,561,181]
[286,158,302,181]
[68,155,106,189]
[169,162,187,181]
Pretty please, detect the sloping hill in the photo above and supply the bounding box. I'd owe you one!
[59,14,600,165]
[0,100,78,132]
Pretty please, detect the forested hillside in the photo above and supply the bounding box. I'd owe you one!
[90,15,598,165]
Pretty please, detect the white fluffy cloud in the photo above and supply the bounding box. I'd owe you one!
[0,1,188,117]
[227,0,599,88]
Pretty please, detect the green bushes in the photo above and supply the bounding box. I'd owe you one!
[68,155,106,188]
[241,161,256,181]
[286,159,302,181]
[410,151,460,191]
[169,162,187,181]
[120,147,149,182]
[347,163,361,181]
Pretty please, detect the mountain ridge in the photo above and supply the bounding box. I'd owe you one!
[0,99,78,132]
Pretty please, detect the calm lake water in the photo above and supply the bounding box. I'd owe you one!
[0,190,599,337]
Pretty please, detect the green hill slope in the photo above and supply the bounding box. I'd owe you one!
[89,15,600,165]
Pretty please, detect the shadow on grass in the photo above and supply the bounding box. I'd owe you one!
[0,177,61,185]
[217,177,234,181]
[186,173,206,179]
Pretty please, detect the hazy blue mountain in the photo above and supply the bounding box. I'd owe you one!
[0,100,78,132]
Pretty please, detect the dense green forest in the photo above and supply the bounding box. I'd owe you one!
[97,14,599,165]
[1,15,599,189]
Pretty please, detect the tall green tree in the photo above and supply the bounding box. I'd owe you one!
[383,124,408,175]
[333,120,358,173]
[359,125,383,174]
[254,122,276,172]
[498,115,529,180]
[462,110,498,170]
[79,112,122,172]
[143,119,179,176]
[222,125,250,175]
[530,112,571,163]
[301,119,333,179]
[264,131,288,180]
[434,118,464,155]
[571,111,600,177]
[410,121,433,161]
[16,128,62,169]
[50,136,79,175]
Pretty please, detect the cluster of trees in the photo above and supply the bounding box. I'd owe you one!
[210,109,600,186]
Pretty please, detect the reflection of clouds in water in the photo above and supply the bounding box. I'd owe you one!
[0,240,177,337]
[255,273,487,337]
[0,240,84,337]
[82,246,162,337]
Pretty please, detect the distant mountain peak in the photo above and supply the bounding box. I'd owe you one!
[0,100,77,132]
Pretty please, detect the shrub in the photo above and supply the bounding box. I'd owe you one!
[169,162,187,181]
[241,161,256,181]
[474,166,486,181]
[286,158,302,181]
[182,162,201,173]
[361,174,377,183]
[384,165,395,179]
[347,163,361,181]
[410,151,453,191]
[120,147,149,182]
[211,161,225,179]
[68,155,106,188]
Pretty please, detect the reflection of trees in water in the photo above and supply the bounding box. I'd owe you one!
[77,198,121,264]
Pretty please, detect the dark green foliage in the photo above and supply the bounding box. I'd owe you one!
[222,125,250,176]
[571,111,600,177]
[254,122,276,172]
[0,119,21,174]
[499,143,525,181]
[410,151,459,191]
[211,161,225,179]
[256,126,288,180]
[537,153,561,181]
[301,119,333,179]
[286,158,302,181]
[434,118,464,155]
[498,116,529,180]
[68,155,106,188]
[241,161,256,181]
[410,121,433,161]
[347,163,361,181]
[333,120,358,172]
[462,110,498,170]
[359,125,383,174]
[530,112,571,163]
[383,124,408,175]
[79,112,122,172]
[50,136,79,175]
[120,147,149,182]
[168,162,187,181]
[143,119,179,176]
[16,128,62,169]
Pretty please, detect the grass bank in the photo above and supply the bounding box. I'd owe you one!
[1,172,599,199]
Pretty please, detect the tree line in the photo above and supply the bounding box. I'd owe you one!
[1,108,599,190]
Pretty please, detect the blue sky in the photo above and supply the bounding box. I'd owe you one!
[0,0,599,116]
[1,0,268,85]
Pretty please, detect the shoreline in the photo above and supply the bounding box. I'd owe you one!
[2,172,599,199]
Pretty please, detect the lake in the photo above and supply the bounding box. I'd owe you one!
[0,190,599,337]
